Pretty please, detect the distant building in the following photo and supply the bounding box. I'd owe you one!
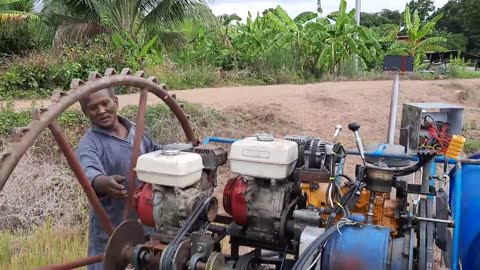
[426,50,480,71]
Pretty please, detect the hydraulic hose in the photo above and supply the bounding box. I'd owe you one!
[292,222,351,270]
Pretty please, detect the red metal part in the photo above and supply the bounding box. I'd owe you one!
[133,182,156,227]
[223,176,248,225]
[124,89,148,220]
[35,254,104,270]
[49,121,114,235]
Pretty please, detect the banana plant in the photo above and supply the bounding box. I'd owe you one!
[389,5,446,67]
[315,0,381,74]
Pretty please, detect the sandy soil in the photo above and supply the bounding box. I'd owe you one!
[13,78,480,148]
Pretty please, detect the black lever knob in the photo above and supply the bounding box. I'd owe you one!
[348,122,360,132]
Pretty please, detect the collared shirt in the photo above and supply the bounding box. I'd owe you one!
[76,115,161,255]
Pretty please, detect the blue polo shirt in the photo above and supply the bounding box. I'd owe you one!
[76,116,161,269]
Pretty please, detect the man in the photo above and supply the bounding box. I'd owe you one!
[76,87,161,269]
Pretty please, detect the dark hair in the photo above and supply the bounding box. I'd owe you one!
[79,87,116,109]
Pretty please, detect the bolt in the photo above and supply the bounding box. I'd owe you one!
[197,245,203,253]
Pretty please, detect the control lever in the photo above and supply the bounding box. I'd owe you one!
[333,124,342,143]
[348,122,366,165]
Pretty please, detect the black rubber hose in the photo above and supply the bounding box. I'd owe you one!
[292,222,349,270]
[325,181,363,228]
[339,174,354,183]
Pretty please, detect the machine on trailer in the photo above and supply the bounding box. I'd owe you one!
[0,70,478,270]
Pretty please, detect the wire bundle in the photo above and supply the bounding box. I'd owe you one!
[418,115,452,153]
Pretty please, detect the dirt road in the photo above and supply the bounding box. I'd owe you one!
[13,79,480,145]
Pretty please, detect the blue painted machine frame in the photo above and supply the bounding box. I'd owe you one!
[201,136,480,270]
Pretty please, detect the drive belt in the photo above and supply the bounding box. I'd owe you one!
[160,196,213,270]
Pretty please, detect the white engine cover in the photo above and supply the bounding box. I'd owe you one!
[135,149,204,188]
[229,134,298,179]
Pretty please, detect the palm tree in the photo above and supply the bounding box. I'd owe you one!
[42,0,209,45]
[389,5,446,67]
[0,0,37,24]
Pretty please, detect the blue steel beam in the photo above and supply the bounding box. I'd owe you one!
[452,162,462,270]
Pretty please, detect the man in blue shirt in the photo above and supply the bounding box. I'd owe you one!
[76,87,161,270]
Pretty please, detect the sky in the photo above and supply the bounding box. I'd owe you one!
[209,0,449,21]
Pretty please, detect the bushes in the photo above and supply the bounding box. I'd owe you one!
[0,38,129,99]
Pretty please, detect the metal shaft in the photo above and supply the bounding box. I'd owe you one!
[35,254,104,270]
[421,160,433,195]
[333,124,342,143]
[387,74,400,144]
[367,192,375,224]
[123,89,148,220]
[354,131,366,164]
[49,122,114,235]
[415,216,454,225]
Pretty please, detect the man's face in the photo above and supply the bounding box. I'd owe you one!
[82,89,119,130]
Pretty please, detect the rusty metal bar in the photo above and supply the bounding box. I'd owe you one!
[48,122,113,235]
[123,89,148,220]
[35,254,104,270]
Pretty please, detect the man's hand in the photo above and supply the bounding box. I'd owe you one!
[92,175,127,199]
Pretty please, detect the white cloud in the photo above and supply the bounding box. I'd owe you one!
[209,0,449,21]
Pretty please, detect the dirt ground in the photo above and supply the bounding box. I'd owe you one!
[14,79,480,147]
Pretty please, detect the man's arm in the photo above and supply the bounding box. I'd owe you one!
[76,137,127,198]
[143,132,163,153]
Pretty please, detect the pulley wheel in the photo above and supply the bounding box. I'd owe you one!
[104,220,145,270]
[205,252,225,270]
[159,239,191,270]
[235,251,258,270]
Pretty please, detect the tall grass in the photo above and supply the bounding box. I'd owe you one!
[0,221,87,270]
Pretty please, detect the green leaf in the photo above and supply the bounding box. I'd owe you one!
[345,36,359,54]
[266,11,288,32]
[138,34,159,59]
[294,11,317,25]
[275,5,297,31]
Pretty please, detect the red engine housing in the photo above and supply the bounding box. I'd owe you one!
[133,182,155,227]
[223,176,248,225]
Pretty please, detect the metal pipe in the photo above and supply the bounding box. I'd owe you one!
[202,136,238,145]
[421,160,432,195]
[123,89,148,220]
[35,254,104,270]
[452,162,462,270]
[414,216,454,225]
[387,74,400,144]
[49,122,114,235]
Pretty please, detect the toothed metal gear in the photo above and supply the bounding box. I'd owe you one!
[0,67,199,269]
[0,67,197,199]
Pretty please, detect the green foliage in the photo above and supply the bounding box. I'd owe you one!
[0,38,129,99]
[435,0,480,53]
[389,5,447,67]
[0,100,87,134]
[465,139,480,154]
[361,9,402,28]
[407,0,435,23]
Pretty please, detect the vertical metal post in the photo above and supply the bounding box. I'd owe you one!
[354,0,361,71]
[355,0,361,25]
[387,74,400,144]
[421,160,432,195]
[123,89,148,220]
[451,162,462,270]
